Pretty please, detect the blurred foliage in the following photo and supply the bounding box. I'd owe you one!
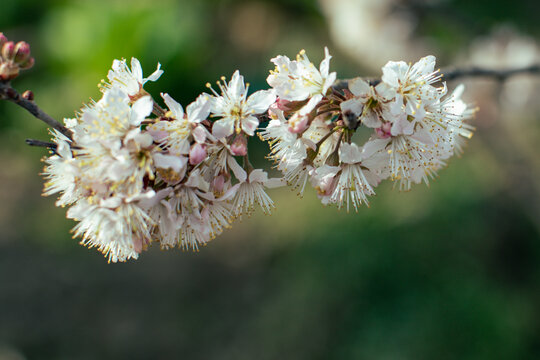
[0,0,539,359]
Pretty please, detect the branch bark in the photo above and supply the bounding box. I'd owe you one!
[0,81,72,139]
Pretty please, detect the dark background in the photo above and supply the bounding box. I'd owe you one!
[0,0,539,359]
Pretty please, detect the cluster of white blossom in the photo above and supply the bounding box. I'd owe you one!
[42,49,475,262]
[261,48,475,208]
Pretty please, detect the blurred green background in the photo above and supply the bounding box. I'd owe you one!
[1,0,539,359]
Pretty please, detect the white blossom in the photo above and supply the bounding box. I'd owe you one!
[208,70,276,138]
[106,57,163,97]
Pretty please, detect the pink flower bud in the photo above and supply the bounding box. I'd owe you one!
[0,62,18,80]
[276,97,293,111]
[18,57,34,70]
[189,143,207,165]
[22,90,34,101]
[375,122,392,139]
[0,33,7,48]
[212,175,226,193]
[230,135,247,156]
[288,114,309,134]
[2,41,15,60]
[14,42,31,63]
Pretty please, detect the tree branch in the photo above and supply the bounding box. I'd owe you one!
[0,81,72,139]
[332,63,540,90]
[25,138,57,149]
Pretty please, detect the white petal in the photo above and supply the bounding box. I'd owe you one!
[161,93,184,119]
[130,95,153,126]
[349,78,371,96]
[241,115,259,136]
[227,156,247,182]
[130,57,143,82]
[340,98,364,117]
[229,70,246,100]
[186,93,211,123]
[212,118,235,139]
[248,169,268,183]
[192,126,207,143]
[246,90,276,114]
[145,63,163,82]
[153,153,188,173]
[339,142,363,164]
[319,47,332,77]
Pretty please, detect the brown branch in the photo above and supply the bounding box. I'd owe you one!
[332,63,540,90]
[0,81,72,139]
[25,138,57,149]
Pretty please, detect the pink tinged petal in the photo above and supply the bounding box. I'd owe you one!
[161,93,184,119]
[212,118,235,139]
[288,114,309,134]
[186,94,212,123]
[246,89,276,114]
[189,143,207,165]
[227,156,247,182]
[349,78,371,96]
[248,169,268,183]
[145,63,163,82]
[130,57,143,82]
[212,175,226,193]
[376,122,393,139]
[192,126,207,143]
[147,128,169,142]
[229,70,246,100]
[130,95,153,126]
[230,135,248,156]
[241,115,259,136]
[186,169,210,192]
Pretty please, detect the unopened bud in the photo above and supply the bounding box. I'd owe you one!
[14,42,31,63]
[18,57,34,70]
[288,114,309,134]
[375,122,392,139]
[230,135,248,156]
[189,143,207,165]
[5,87,17,99]
[212,175,226,193]
[22,90,34,101]
[0,33,7,49]
[2,41,15,60]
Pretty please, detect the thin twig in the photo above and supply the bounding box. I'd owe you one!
[0,81,72,139]
[332,63,540,90]
[25,138,57,149]
[442,63,540,81]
